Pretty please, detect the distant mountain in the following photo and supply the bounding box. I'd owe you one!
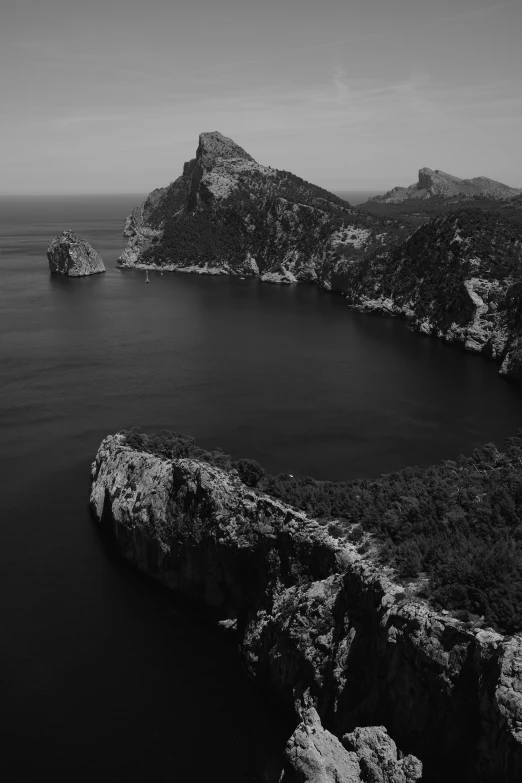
[118,131,409,284]
[369,167,521,203]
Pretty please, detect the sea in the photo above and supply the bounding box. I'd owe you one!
[2,193,522,781]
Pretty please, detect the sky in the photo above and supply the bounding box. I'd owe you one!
[1,0,521,194]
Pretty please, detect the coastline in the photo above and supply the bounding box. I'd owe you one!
[90,433,522,782]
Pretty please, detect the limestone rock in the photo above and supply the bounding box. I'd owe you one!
[47,230,105,276]
[342,726,422,783]
[282,709,362,782]
[281,710,422,783]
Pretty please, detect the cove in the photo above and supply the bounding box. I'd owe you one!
[2,195,522,780]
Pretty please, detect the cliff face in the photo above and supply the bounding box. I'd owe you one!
[91,434,522,783]
[117,131,408,285]
[336,209,522,377]
[370,169,522,204]
[47,230,105,276]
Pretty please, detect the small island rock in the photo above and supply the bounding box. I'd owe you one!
[47,230,105,276]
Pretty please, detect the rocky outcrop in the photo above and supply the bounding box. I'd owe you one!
[370,168,522,204]
[90,434,522,782]
[335,209,522,376]
[47,230,105,276]
[281,708,422,783]
[117,131,408,280]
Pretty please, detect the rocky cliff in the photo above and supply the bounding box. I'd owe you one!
[369,169,522,204]
[117,131,408,284]
[335,208,522,377]
[91,433,522,782]
[47,230,105,276]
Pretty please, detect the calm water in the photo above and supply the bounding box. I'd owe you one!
[2,195,522,780]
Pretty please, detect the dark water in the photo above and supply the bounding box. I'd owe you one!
[2,195,522,781]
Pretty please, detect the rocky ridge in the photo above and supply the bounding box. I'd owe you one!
[369,168,522,204]
[90,433,522,782]
[47,230,105,276]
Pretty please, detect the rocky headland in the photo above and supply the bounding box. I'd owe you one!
[47,230,106,276]
[91,433,522,782]
[117,130,409,285]
[369,168,522,204]
[117,132,522,378]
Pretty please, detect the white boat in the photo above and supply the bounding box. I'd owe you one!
[145,270,150,283]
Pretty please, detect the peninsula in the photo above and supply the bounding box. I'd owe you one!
[118,132,522,378]
[91,430,522,782]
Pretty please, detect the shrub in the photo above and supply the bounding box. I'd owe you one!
[234,458,266,488]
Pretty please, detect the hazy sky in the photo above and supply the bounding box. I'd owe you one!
[1,0,521,194]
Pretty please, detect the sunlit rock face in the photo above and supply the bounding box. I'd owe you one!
[91,433,522,783]
[47,230,105,276]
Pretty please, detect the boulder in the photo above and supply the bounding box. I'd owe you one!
[47,230,105,276]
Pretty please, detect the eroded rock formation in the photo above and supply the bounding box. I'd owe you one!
[90,433,522,782]
[47,230,105,276]
[281,708,422,783]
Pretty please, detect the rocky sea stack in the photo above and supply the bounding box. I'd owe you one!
[47,230,105,276]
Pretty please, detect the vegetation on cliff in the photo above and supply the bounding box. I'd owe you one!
[140,168,406,273]
[357,194,522,227]
[339,209,522,331]
[123,427,522,634]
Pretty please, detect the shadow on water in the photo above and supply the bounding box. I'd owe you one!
[89,502,290,783]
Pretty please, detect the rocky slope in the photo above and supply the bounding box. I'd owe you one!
[47,230,105,276]
[335,208,522,377]
[118,131,409,284]
[91,433,522,782]
[369,168,522,204]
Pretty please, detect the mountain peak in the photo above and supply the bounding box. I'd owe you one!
[370,167,521,203]
[196,131,255,169]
